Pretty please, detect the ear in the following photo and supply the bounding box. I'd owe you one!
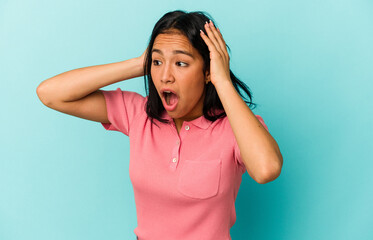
[205,70,211,84]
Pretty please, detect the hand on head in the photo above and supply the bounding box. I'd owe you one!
[200,20,231,86]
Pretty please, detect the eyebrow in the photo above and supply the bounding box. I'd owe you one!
[152,48,195,59]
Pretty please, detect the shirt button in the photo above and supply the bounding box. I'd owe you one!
[172,158,177,163]
[176,140,180,145]
[185,125,190,130]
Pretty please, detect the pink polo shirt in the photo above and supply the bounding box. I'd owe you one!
[100,88,268,240]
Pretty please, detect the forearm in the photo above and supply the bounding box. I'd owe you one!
[214,80,283,183]
[37,57,143,102]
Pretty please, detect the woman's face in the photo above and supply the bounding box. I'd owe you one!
[151,30,209,122]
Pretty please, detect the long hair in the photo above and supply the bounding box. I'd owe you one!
[143,10,256,125]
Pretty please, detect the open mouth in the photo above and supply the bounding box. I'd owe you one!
[163,91,178,105]
[161,89,179,111]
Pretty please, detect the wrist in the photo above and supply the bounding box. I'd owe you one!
[130,57,145,78]
[213,78,233,92]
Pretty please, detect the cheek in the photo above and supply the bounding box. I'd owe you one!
[150,69,160,85]
[184,81,205,100]
[150,68,156,79]
[189,72,205,90]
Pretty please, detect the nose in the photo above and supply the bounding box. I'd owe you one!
[160,63,175,84]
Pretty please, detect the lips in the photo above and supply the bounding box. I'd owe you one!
[161,88,177,96]
[160,88,178,102]
[160,88,179,111]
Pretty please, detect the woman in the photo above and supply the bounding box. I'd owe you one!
[37,10,283,240]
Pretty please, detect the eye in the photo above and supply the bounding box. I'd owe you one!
[176,61,188,67]
[152,60,161,66]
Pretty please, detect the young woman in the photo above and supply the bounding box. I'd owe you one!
[37,10,283,240]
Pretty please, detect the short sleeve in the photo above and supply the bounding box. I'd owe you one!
[100,88,146,136]
[234,115,269,169]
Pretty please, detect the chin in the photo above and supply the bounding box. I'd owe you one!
[166,109,184,119]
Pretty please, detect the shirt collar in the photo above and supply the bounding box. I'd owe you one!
[161,111,213,130]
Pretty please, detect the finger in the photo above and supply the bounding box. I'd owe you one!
[200,29,219,57]
[206,21,229,63]
[208,21,228,58]
[204,22,225,58]
[204,21,223,54]
[213,27,229,62]
[200,29,215,51]
[216,27,229,59]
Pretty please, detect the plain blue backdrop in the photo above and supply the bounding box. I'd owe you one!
[1,0,372,239]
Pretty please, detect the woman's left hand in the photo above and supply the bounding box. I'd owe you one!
[200,20,231,86]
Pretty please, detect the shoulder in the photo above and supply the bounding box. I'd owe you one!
[101,88,146,108]
[103,88,145,100]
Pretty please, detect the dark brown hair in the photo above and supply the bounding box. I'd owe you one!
[143,10,256,125]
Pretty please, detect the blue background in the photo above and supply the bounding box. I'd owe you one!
[1,0,372,239]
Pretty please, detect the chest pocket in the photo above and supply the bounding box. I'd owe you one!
[177,159,222,199]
